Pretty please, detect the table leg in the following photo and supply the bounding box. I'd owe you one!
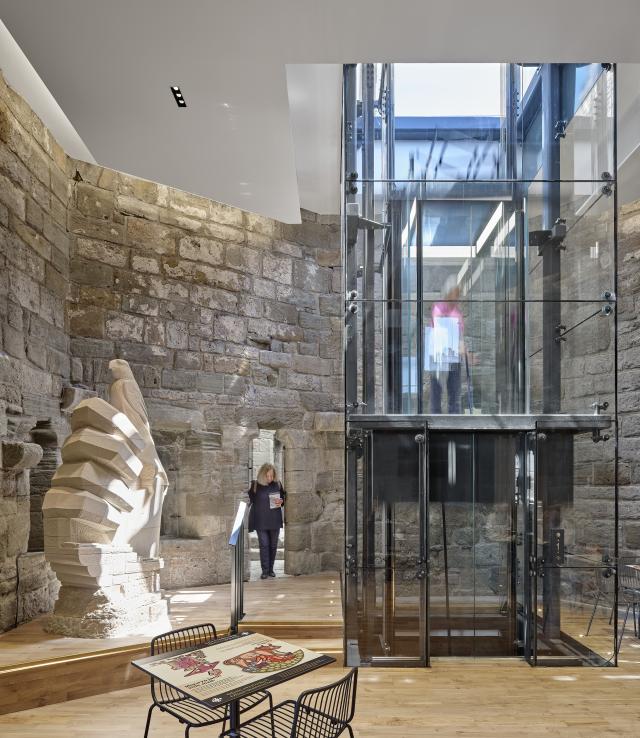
[227,699,241,737]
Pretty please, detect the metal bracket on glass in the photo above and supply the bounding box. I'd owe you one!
[346,211,389,248]
[530,218,567,255]
[345,542,357,577]
[346,427,368,449]
[346,401,367,412]
[554,119,567,140]
[529,556,545,578]
[346,168,358,195]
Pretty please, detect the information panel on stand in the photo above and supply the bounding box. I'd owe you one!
[133,631,334,705]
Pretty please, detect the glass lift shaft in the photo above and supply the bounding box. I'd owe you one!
[343,63,618,667]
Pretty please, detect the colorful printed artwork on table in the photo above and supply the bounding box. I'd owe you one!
[157,650,222,678]
[223,643,305,673]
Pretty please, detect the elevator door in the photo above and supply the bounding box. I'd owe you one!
[428,433,520,657]
[345,426,428,666]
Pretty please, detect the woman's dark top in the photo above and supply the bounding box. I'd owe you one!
[247,481,285,531]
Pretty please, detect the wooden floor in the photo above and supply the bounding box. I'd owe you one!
[0,573,342,668]
[3,651,640,737]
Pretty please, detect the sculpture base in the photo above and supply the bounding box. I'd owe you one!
[45,545,170,638]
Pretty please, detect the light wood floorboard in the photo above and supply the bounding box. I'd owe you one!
[0,573,342,668]
[3,652,640,737]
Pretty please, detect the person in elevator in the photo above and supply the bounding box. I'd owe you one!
[247,463,285,579]
[428,275,467,414]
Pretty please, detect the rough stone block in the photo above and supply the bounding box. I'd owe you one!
[105,313,144,342]
[263,301,298,325]
[179,236,224,266]
[248,317,303,344]
[75,182,114,221]
[319,294,341,316]
[117,173,158,203]
[68,212,125,244]
[285,371,322,392]
[293,260,330,293]
[213,314,247,343]
[276,285,318,311]
[175,351,202,370]
[9,268,40,312]
[263,253,292,285]
[314,412,343,432]
[71,257,114,288]
[118,342,173,367]
[162,369,197,391]
[69,306,105,339]
[121,295,159,316]
[144,317,165,346]
[0,172,26,220]
[166,320,189,349]
[127,217,176,255]
[225,244,261,275]
[131,254,160,274]
[190,284,237,312]
[196,374,225,393]
[209,200,243,228]
[253,278,276,300]
[75,238,129,268]
[274,240,303,258]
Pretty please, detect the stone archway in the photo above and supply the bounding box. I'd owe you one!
[28,421,60,552]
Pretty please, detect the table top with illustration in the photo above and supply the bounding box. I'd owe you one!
[132,630,335,707]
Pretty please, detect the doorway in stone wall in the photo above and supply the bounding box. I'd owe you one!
[249,430,285,579]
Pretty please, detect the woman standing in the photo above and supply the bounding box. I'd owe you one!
[247,463,285,579]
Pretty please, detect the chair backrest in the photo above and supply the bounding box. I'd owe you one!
[619,565,640,602]
[149,623,217,704]
[291,668,358,738]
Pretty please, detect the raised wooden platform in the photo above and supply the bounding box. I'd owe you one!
[0,573,342,714]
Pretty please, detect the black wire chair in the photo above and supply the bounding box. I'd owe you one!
[220,667,358,738]
[143,623,273,738]
[585,566,616,637]
[617,565,640,654]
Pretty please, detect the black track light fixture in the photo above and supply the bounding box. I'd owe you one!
[170,85,187,108]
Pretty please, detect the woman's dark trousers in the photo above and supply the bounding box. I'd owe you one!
[257,529,278,573]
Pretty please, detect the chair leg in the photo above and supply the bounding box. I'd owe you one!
[185,726,190,738]
[143,704,156,738]
[617,604,631,655]
[586,592,601,636]
[268,692,275,738]
[344,725,355,738]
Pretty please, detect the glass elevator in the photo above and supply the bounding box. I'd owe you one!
[342,63,618,666]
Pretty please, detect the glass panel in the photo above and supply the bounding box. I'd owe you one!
[525,179,615,302]
[392,64,505,181]
[429,433,519,657]
[559,67,614,183]
[534,427,616,664]
[352,430,425,662]
[526,301,615,415]
[534,567,615,664]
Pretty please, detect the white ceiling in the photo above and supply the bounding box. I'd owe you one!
[1,1,640,222]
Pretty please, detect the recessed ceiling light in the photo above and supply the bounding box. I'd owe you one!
[170,85,187,108]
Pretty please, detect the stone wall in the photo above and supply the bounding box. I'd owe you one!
[64,166,344,585]
[0,71,68,631]
[0,68,345,630]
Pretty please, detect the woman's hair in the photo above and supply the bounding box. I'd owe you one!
[256,463,278,485]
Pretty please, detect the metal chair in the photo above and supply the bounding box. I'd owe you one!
[143,623,272,738]
[220,667,358,738]
[585,566,616,636]
[617,565,640,653]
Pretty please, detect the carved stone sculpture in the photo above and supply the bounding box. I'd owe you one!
[43,360,170,637]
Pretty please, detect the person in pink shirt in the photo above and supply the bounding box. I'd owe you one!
[429,276,465,414]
